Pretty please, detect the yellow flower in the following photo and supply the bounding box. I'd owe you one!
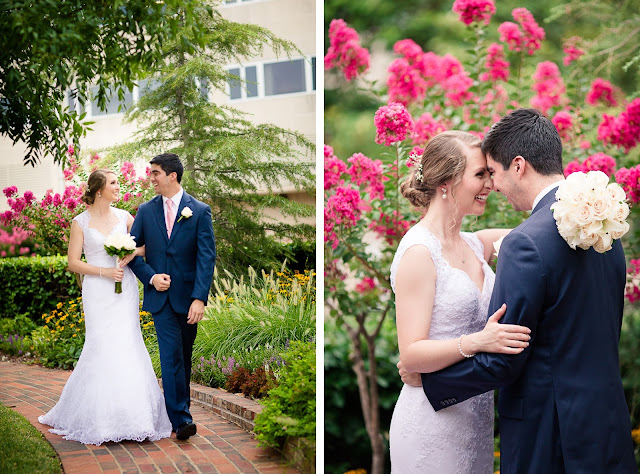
[72,334,77,338]
[632,428,640,445]
[56,302,63,309]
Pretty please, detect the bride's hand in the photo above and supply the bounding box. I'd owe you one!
[470,304,531,355]
[103,267,124,282]
[119,246,145,267]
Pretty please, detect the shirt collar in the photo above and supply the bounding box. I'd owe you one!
[532,180,563,211]
[163,187,183,207]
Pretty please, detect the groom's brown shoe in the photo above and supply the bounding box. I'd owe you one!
[176,422,197,440]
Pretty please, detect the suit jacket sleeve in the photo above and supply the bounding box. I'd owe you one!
[191,204,216,302]
[421,230,546,411]
[127,205,156,285]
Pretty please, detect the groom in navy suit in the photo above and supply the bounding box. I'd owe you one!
[402,109,636,472]
[128,153,216,440]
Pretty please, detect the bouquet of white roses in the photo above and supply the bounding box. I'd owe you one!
[551,170,630,254]
[104,232,137,293]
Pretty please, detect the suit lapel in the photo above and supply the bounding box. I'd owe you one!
[152,195,169,244]
[531,186,559,215]
[168,192,192,245]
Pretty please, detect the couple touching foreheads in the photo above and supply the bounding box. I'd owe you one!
[389,108,637,473]
[39,153,216,444]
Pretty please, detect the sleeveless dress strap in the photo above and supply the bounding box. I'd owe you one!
[461,232,486,263]
[73,210,90,232]
[390,226,445,293]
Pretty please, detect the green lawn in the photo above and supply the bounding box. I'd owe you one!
[0,403,61,473]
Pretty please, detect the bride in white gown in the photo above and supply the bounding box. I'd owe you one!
[388,131,531,473]
[38,169,172,445]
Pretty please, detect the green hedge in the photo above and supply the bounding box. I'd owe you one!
[1,256,80,321]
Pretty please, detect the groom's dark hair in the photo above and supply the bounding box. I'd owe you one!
[150,153,184,183]
[481,108,563,176]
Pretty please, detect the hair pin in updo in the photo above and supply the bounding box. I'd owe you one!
[406,152,424,183]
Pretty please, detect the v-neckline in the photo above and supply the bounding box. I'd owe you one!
[87,209,120,238]
[422,227,487,294]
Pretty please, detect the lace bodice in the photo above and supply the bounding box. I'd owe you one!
[390,225,493,340]
[73,208,130,267]
[389,224,496,473]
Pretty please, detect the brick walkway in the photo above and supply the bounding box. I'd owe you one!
[0,361,299,473]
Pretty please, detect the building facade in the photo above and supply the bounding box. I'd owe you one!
[0,0,316,220]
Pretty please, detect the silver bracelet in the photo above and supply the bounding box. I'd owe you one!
[458,335,474,358]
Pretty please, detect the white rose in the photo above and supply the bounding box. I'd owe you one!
[610,201,630,223]
[606,182,627,202]
[605,218,630,240]
[590,190,611,220]
[585,170,610,189]
[593,234,613,253]
[574,203,594,227]
[181,207,193,218]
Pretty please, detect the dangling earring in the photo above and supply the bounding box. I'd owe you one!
[97,192,101,198]
[442,187,447,199]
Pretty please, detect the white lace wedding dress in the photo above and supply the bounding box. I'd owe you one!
[389,225,495,473]
[38,208,172,445]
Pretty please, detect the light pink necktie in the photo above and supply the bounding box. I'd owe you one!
[165,199,175,237]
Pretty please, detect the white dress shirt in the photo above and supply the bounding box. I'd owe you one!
[151,188,184,285]
[532,180,563,211]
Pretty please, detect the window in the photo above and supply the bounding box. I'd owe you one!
[245,66,258,98]
[264,59,305,96]
[138,78,162,98]
[227,57,316,100]
[90,86,133,116]
[228,68,242,100]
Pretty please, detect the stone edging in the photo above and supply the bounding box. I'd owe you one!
[189,383,263,432]
[159,379,262,432]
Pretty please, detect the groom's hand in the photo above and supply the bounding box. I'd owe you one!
[152,274,171,291]
[187,299,205,325]
[397,360,422,387]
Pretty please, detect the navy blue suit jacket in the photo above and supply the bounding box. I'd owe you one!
[421,189,636,473]
[128,192,216,314]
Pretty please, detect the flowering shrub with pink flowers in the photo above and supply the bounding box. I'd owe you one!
[324,2,640,471]
[1,148,155,256]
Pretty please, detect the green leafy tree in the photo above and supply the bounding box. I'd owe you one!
[0,0,208,166]
[107,4,315,275]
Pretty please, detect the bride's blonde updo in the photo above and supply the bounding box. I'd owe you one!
[400,131,482,210]
[81,169,116,205]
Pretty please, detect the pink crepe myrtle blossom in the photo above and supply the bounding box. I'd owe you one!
[369,210,414,245]
[551,111,573,140]
[597,98,640,152]
[562,37,585,66]
[347,153,387,201]
[480,43,510,82]
[499,8,545,55]
[615,164,640,204]
[586,78,618,107]
[411,113,447,146]
[530,61,566,114]
[452,0,496,26]
[324,148,347,191]
[498,21,524,52]
[355,277,377,294]
[512,8,545,55]
[325,19,370,81]
[374,102,412,146]
[626,259,640,303]
[564,153,616,178]
[324,186,365,249]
